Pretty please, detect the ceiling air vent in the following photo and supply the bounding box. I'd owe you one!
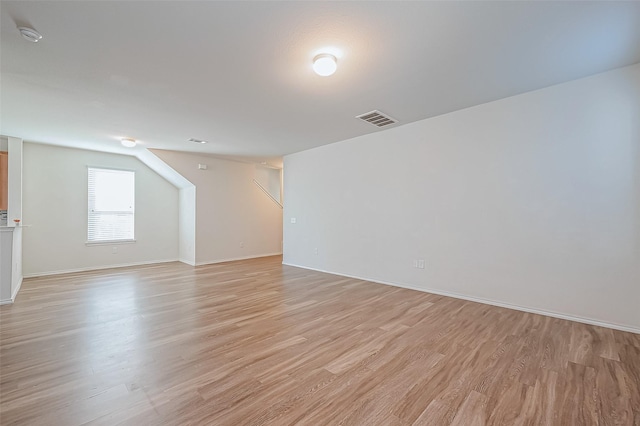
[355,110,397,128]
[188,138,208,144]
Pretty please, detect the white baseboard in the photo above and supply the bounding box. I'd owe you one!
[196,252,282,266]
[23,259,180,278]
[21,254,284,278]
[11,276,23,301]
[0,276,23,305]
[282,262,640,335]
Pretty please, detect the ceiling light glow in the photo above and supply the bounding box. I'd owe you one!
[313,54,337,77]
[120,138,136,148]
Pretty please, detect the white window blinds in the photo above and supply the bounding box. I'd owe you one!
[88,167,135,242]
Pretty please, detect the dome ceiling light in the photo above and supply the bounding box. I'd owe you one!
[120,138,137,148]
[18,27,43,43]
[313,53,337,77]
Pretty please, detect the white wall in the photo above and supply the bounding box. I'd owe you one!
[136,149,196,266]
[10,226,22,299]
[179,186,196,265]
[8,137,23,298]
[7,136,23,225]
[284,64,640,332]
[254,166,283,204]
[22,143,179,276]
[0,136,24,303]
[152,150,283,265]
[0,228,14,302]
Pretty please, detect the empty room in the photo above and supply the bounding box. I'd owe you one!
[1,1,639,425]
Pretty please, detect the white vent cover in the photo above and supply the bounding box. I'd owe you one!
[355,110,397,128]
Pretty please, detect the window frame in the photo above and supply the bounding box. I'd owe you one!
[86,166,136,245]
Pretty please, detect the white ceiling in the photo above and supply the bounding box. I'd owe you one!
[1,1,639,164]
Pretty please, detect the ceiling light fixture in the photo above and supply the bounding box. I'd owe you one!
[313,53,337,77]
[188,138,208,144]
[120,138,136,148]
[18,27,43,43]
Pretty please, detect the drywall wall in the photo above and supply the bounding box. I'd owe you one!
[283,64,640,332]
[255,166,283,204]
[10,226,22,299]
[0,228,14,303]
[179,185,196,265]
[0,136,24,303]
[136,149,195,265]
[22,143,179,276]
[7,136,22,225]
[152,150,283,265]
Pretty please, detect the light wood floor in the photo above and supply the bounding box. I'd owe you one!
[1,256,638,425]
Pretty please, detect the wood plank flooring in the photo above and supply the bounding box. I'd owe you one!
[1,256,638,425]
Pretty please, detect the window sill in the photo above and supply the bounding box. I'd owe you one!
[85,239,136,246]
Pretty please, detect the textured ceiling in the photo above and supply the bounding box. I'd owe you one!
[1,1,639,164]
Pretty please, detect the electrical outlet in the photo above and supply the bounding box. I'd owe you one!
[413,260,418,268]
[418,259,425,269]
[314,247,318,255]
[290,218,297,224]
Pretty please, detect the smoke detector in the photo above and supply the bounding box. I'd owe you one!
[18,27,43,43]
[355,110,397,128]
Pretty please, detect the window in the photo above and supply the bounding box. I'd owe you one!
[88,167,135,242]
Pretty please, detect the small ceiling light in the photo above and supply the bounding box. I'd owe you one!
[18,27,43,43]
[313,53,337,77]
[188,138,208,144]
[120,138,136,148]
